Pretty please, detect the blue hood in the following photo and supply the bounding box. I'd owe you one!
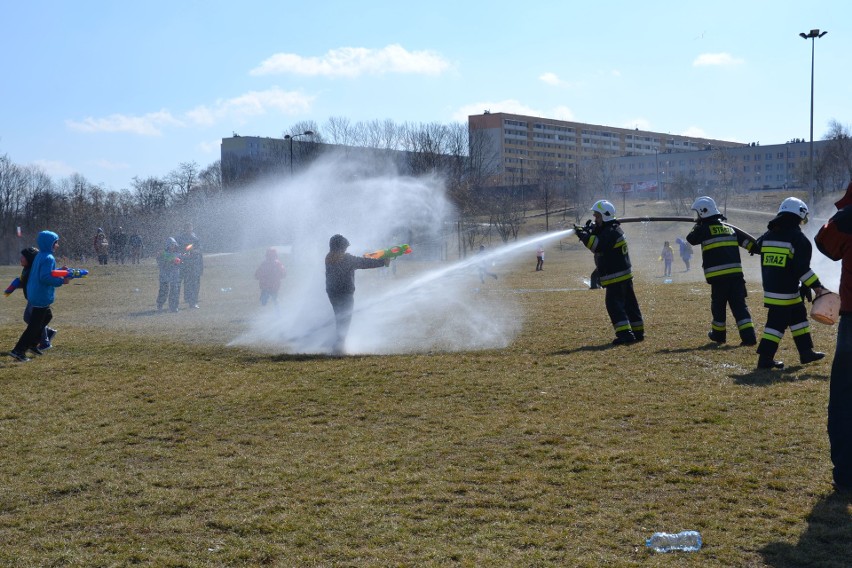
[37,230,59,251]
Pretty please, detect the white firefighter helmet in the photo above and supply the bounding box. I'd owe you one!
[691,196,721,219]
[591,199,617,221]
[778,197,809,223]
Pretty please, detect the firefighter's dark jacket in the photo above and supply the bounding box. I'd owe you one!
[578,221,633,287]
[686,215,756,282]
[756,213,822,307]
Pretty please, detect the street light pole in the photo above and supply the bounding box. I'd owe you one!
[284,130,315,175]
[799,28,827,204]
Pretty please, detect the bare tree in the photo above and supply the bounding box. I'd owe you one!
[167,161,199,205]
[132,176,170,214]
[817,120,852,193]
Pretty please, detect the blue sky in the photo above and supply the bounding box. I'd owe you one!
[2,0,850,191]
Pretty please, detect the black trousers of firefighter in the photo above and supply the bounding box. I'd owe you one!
[709,277,756,344]
[604,279,644,340]
[757,302,813,361]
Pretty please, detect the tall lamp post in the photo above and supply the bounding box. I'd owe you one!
[284,130,314,174]
[799,28,827,204]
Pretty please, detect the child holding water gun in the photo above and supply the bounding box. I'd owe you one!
[9,232,69,362]
[5,247,58,355]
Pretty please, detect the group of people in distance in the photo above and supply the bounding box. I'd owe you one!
[575,195,827,370]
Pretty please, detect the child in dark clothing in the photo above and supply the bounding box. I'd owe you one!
[10,232,68,361]
[5,247,58,354]
[325,234,388,354]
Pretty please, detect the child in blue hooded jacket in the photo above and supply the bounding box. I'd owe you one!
[10,231,69,361]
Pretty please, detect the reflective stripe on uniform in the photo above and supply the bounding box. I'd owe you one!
[761,326,784,343]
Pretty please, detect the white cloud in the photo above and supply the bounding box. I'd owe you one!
[681,126,709,138]
[250,44,452,77]
[693,52,745,67]
[186,88,315,126]
[539,72,562,86]
[66,88,314,137]
[199,139,222,154]
[31,159,76,177]
[66,110,182,136]
[551,106,575,121]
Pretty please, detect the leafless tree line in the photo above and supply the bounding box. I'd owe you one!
[0,156,223,264]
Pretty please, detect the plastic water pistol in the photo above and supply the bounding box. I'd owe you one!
[363,244,412,260]
[51,268,89,279]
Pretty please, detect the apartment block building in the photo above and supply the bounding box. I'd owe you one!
[468,111,746,186]
[608,139,826,195]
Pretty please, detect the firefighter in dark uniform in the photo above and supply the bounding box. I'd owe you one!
[686,196,758,346]
[575,199,644,344]
[755,197,827,369]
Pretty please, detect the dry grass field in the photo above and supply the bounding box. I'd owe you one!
[0,195,847,567]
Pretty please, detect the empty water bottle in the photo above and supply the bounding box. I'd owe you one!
[645,530,702,552]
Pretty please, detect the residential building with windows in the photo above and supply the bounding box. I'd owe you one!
[467,111,746,186]
[607,139,827,196]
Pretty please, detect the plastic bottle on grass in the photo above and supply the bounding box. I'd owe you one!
[645,530,702,552]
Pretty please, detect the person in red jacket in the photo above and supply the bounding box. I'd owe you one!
[255,247,286,310]
[815,181,852,491]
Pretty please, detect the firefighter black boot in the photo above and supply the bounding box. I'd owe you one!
[757,339,783,370]
[800,350,826,364]
[612,331,636,345]
[794,332,825,364]
[758,357,785,370]
[708,330,726,344]
[739,328,757,347]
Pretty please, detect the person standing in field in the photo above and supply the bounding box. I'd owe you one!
[536,245,544,271]
[129,232,144,264]
[325,234,388,354]
[754,197,826,370]
[660,241,674,277]
[93,228,109,265]
[815,181,852,491]
[157,237,182,313]
[177,222,203,309]
[686,196,758,346]
[675,237,692,271]
[255,247,286,310]
[575,200,644,344]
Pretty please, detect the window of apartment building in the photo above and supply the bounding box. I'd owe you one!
[744,165,750,172]
[777,152,785,159]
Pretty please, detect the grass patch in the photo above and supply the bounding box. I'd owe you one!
[0,206,845,566]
